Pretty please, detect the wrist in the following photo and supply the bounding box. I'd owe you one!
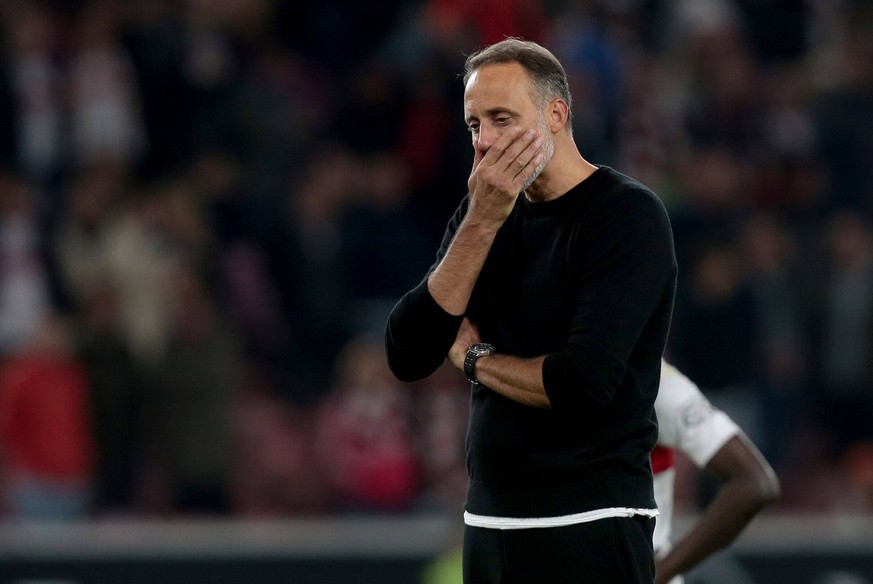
[461,209,505,236]
[464,343,495,384]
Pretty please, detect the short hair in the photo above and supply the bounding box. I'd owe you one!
[463,38,573,126]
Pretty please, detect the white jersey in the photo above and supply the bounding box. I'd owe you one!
[652,360,741,583]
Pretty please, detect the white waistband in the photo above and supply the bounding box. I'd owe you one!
[464,507,658,530]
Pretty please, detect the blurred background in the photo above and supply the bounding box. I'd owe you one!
[0,0,872,582]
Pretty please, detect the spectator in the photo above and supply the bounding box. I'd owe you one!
[0,314,94,520]
[275,145,358,402]
[67,0,147,169]
[146,262,244,515]
[669,147,752,271]
[808,209,873,461]
[233,381,329,517]
[341,152,434,333]
[411,363,469,513]
[740,212,808,468]
[52,161,174,369]
[315,336,420,513]
[78,281,145,515]
[669,239,762,451]
[814,7,873,212]
[0,172,52,354]
[0,2,65,183]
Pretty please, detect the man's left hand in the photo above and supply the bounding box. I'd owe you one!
[449,317,482,371]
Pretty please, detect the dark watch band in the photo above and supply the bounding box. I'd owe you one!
[464,343,496,384]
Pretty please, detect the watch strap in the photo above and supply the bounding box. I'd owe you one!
[464,343,495,384]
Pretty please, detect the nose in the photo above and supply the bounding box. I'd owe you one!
[476,123,500,153]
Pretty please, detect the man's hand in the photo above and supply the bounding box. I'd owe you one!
[425,129,542,318]
[448,317,482,371]
[467,127,542,225]
[447,316,550,408]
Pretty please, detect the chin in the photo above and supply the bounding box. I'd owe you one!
[522,157,550,192]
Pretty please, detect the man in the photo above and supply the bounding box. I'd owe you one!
[653,361,780,584]
[385,38,676,583]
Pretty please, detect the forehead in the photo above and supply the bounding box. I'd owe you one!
[463,62,535,116]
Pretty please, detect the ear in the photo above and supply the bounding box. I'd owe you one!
[547,99,570,134]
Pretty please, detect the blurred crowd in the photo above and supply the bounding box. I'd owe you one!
[0,0,872,522]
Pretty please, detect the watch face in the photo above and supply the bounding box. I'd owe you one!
[469,343,494,356]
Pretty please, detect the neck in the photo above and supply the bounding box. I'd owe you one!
[524,137,598,202]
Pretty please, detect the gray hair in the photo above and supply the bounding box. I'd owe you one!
[463,38,573,127]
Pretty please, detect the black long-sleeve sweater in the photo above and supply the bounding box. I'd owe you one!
[385,167,677,518]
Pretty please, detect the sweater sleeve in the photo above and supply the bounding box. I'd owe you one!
[384,199,468,382]
[384,280,464,382]
[542,187,676,411]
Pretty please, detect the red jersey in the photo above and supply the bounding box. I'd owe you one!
[0,354,94,480]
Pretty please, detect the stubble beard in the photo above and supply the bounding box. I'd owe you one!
[521,116,555,192]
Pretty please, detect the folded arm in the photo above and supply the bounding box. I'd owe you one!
[386,127,541,382]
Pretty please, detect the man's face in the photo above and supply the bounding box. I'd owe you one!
[464,62,555,187]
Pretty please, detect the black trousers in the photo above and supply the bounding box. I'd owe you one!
[463,516,655,584]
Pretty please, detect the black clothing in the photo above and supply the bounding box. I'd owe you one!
[385,167,676,518]
[463,516,656,583]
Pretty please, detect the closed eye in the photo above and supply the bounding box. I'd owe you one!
[466,111,515,133]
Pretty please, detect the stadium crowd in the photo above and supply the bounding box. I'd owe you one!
[0,0,872,520]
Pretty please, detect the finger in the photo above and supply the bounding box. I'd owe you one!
[510,134,544,178]
[480,126,525,167]
[472,141,484,169]
[513,152,545,186]
[501,129,540,173]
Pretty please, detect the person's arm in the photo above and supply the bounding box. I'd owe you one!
[385,128,542,382]
[447,317,550,408]
[447,188,676,412]
[427,127,542,315]
[654,433,780,584]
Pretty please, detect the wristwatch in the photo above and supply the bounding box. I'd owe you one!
[464,343,496,384]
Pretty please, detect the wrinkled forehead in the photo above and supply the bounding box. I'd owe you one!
[463,63,536,113]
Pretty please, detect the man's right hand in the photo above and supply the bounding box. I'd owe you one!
[427,128,542,317]
[467,127,542,225]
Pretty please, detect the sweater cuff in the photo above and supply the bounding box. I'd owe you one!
[385,279,464,381]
